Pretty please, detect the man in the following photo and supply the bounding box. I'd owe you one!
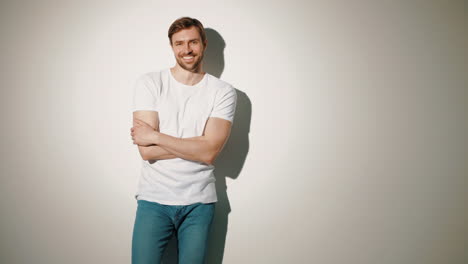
[130,17,237,264]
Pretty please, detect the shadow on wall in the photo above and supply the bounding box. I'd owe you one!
[161,28,252,264]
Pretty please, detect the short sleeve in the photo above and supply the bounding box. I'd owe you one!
[210,86,237,123]
[132,74,159,112]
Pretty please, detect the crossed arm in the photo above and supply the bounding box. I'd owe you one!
[131,110,232,165]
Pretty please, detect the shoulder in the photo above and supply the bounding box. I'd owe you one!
[136,69,167,83]
[135,69,170,91]
[206,73,234,92]
[206,74,237,105]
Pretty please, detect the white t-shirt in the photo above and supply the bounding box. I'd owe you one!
[132,68,237,205]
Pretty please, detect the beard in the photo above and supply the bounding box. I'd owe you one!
[175,52,204,72]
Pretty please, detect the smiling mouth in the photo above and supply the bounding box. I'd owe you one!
[182,55,195,62]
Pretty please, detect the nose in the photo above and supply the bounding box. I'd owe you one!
[184,43,192,54]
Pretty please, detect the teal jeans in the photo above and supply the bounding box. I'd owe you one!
[131,199,215,264]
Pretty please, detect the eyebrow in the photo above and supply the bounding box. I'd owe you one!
[174,38,200,43]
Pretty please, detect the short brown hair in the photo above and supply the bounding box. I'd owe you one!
[168,17,207,46]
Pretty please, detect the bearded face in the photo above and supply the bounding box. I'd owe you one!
[171,27,206,73]
[174,47,204,72]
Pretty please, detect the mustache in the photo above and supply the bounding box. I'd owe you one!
[180,50,198,56]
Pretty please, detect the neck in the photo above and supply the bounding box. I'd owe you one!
[170,65,205,86]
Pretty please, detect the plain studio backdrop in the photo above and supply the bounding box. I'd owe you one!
[0,0,466,263]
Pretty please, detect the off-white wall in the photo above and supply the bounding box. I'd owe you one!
[1,0,466,263]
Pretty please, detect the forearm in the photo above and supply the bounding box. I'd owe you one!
[139,136,206,161]
[152,133,216,165]
[138,145,177,161]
